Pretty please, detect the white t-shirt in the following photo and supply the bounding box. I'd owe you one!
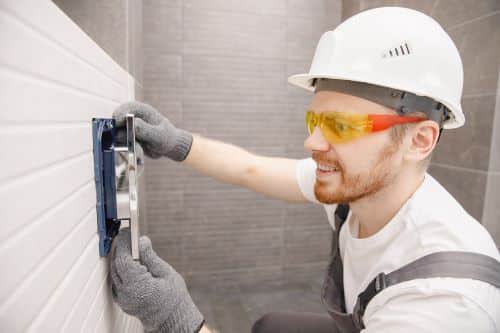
[296,157,500,332]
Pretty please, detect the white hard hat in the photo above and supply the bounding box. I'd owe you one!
[288,7,465,129]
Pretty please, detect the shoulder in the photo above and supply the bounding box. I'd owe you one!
[363,278,499,332]
[408,173,499,260]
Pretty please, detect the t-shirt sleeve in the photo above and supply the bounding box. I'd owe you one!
[295,157,322,205]
[361,284,497,333]
[296,157,338,230]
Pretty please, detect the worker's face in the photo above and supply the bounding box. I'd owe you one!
[304,90,404,204]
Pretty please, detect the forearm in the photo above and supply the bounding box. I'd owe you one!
[182,133,256,187]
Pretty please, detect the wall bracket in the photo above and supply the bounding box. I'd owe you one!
[92,118,121,257]
[92,116,141,259]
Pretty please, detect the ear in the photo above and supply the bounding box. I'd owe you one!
[404,120,439,163]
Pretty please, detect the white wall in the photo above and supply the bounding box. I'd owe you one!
[0,0,143,331]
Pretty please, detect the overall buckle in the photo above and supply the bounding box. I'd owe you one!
[375,272,387,292]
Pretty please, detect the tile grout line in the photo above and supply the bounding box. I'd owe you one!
[431,162,489,175]
[447,10,500,31]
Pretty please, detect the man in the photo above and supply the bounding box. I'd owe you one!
[110,7,500,333]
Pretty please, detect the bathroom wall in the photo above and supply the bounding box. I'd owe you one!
[343,0,500,247]
[483,72,500,247]
[141,0,343,287]
[53,0,148,235]
[0,0,143,331]
[52,0,144,101]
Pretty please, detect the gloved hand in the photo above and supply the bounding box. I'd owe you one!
[113,101,193,161]
[110,228,204,333]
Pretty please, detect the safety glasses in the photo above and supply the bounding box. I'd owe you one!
[306,110,425,144]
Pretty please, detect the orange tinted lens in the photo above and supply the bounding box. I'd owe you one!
[306,111,374,143]
[306,111,343,142]
[305,111,316,134]
[320,114,343,142]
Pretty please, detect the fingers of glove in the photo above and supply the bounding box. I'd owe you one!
[110,282,119,301]
[110,261,157,316]
[114,128,146,167]
[113,102,139,126]
[139,236,173,278]
[114,228,132,253]
[113,229,149,282]
[113,101,163,126]
[114,111,161,146]
[115,275,165,320]
[109,252,121,300]
[110,249,123,286]
[115,128,127,146]
[109,262,124,306]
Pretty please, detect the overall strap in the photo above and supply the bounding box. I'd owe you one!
[334,204,350,237]
[353,251,500,328]
[329,204,350,311]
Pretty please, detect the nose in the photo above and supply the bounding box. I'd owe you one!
[304,126,330,151]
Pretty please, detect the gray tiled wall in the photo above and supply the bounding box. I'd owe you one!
[483,72,500,246]
[142,0,342,286]
[342,0,500,247]
[55,0,499,287]
[53,0,143,86]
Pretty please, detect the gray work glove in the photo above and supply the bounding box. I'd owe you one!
[110,228,205,333]
[113,101,193,161]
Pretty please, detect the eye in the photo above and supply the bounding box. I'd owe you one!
[335,122,348,131]
[311,116,317,126]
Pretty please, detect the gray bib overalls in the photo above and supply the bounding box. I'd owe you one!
[323,204,500,332]
[252,204,500,333]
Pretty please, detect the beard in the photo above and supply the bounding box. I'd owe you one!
[314,140,400,205]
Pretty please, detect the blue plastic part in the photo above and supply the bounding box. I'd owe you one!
[92,118,121,257]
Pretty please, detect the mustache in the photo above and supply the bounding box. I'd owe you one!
[312,153,342,170]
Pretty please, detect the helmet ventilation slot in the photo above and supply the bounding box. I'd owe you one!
[384,42,411,58]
